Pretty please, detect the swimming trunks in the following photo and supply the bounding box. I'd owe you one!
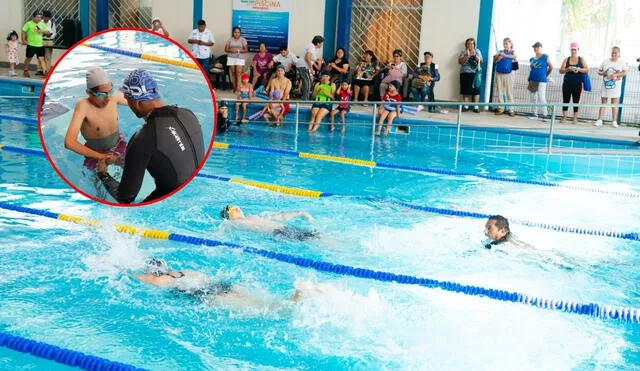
[189,282,234,297]
[312,103,332,111]
[97,105,205,204]
[273,226,320,241]
[83,131,127,170]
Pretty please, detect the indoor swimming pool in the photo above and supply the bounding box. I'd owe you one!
[1,96,640,370]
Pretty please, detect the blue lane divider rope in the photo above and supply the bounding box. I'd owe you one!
[0,114,38,126]
[0,331,149,371]
[81,43,143,58]
[0,145,637,242]
[217,142,640,199]
[0,201,637,325]
[0,145,47,157]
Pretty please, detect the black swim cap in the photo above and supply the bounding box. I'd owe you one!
[220,205,232,219]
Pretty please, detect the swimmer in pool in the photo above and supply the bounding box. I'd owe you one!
[220,205,320,241]
[135,258,325,310]
[483,215,534,249]
[64,67,129,171]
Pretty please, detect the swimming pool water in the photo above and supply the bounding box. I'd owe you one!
[40,30,214,202]
[2,98,640,369]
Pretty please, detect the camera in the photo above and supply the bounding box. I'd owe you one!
[468,54,478,68]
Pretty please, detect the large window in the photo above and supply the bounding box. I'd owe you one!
[491,0,640,122]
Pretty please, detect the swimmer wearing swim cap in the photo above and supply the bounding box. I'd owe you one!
[220,205,320,241]
[136,257,328,310]
[64,67,129,174]
[96,69,205,204]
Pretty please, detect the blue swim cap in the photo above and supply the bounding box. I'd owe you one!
[121,69,160,102]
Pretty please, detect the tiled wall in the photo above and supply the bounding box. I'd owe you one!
[0,80,42,97]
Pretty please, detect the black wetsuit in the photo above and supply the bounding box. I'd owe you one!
[484,233,511,249]
[98,105,205,203]
[217,112,230,133]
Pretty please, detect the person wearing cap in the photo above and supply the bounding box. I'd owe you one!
[235,72,254,124]
[36,10,56,76]
[377,80,402,136]
[96,69,205,204]
[217,100,230,133]
[527,42,553,121]
[308,70,335,132]
[220,205,318,241]
[188,19,214,73]
[149,17,169,37]
[21,11,50,77]
[64,67,129,172]
[559,42,589,124]
[493,38,517,116]
[595,46,627,128]
[136,257,328,310]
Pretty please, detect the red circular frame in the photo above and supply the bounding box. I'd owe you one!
[38,27,218,207]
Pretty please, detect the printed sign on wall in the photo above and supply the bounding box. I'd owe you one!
[232,0,291,53]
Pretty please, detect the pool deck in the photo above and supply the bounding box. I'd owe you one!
[1,67,638,145]
[0,67,47,83]
[215,90,640,145]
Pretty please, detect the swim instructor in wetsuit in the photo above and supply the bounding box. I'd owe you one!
[96,69,205,204]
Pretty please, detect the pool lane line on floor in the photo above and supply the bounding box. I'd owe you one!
[211,142,640,199]
[80,43,199,70]
[0,331,149,371]
[1,144,638,242]
[0,200,638,325]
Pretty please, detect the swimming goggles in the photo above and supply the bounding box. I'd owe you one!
[91,86,115,98]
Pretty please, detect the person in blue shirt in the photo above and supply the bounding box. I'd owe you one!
[493,38,517,116]
[527,42,553,121]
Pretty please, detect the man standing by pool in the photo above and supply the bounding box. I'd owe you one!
[96,69,205,204]
[64,67,129,171]
[187,20,214,73]
[21,11,50,77]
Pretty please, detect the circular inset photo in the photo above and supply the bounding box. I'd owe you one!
[39,29,216,206]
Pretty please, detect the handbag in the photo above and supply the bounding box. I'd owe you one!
[512,60,519,71]
[582,72,592,92]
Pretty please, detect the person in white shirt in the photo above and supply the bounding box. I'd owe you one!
[188,19,214,73]
[38,10,56,75]
[594,46,628,128]
[273,45,297,73]
[149,17,169,37]
[295,35,324,100]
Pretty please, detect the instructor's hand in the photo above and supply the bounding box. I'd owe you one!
[103,154,119,164]
[96,159,107,173]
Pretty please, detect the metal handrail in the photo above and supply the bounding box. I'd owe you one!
[221,97,640,109]
[221,97,640,157]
